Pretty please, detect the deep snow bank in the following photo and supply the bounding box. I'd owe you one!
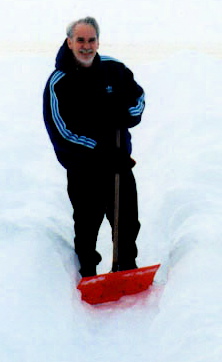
[0,50,222,361]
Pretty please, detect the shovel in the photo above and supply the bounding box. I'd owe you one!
[77,129,160,305]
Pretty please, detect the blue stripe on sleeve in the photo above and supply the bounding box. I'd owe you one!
[128,93,145,116]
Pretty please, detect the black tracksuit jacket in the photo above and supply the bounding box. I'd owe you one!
[43,40,145,170]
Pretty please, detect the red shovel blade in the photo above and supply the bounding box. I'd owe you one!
[77,264,160,305]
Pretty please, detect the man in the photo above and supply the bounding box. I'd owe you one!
[43,17,145,277]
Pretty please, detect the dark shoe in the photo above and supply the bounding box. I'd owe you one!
[76,250,101,277]
[112,260,138,272]
[79,265,97,278]
[119,262,138,271]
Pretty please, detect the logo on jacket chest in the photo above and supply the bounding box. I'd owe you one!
[106,85,113,93]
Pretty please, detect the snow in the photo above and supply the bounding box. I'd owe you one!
[1,4,222,360]
[1,49,222,362]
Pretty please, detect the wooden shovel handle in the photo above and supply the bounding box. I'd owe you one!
[112,129,121,272]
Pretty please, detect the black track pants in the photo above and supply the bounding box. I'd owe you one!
[67,166,140,268]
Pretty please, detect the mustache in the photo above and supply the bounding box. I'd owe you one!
[79,49,94,54]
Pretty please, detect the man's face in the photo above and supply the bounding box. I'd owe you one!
[67,23,99,67]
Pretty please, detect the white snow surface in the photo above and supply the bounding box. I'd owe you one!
[1,49,222,361]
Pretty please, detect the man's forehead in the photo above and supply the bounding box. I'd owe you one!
[73,23,97,37]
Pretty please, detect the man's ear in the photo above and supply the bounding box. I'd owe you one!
[67,37,72,49]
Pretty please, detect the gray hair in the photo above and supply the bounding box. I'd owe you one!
[66,17,100,39]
